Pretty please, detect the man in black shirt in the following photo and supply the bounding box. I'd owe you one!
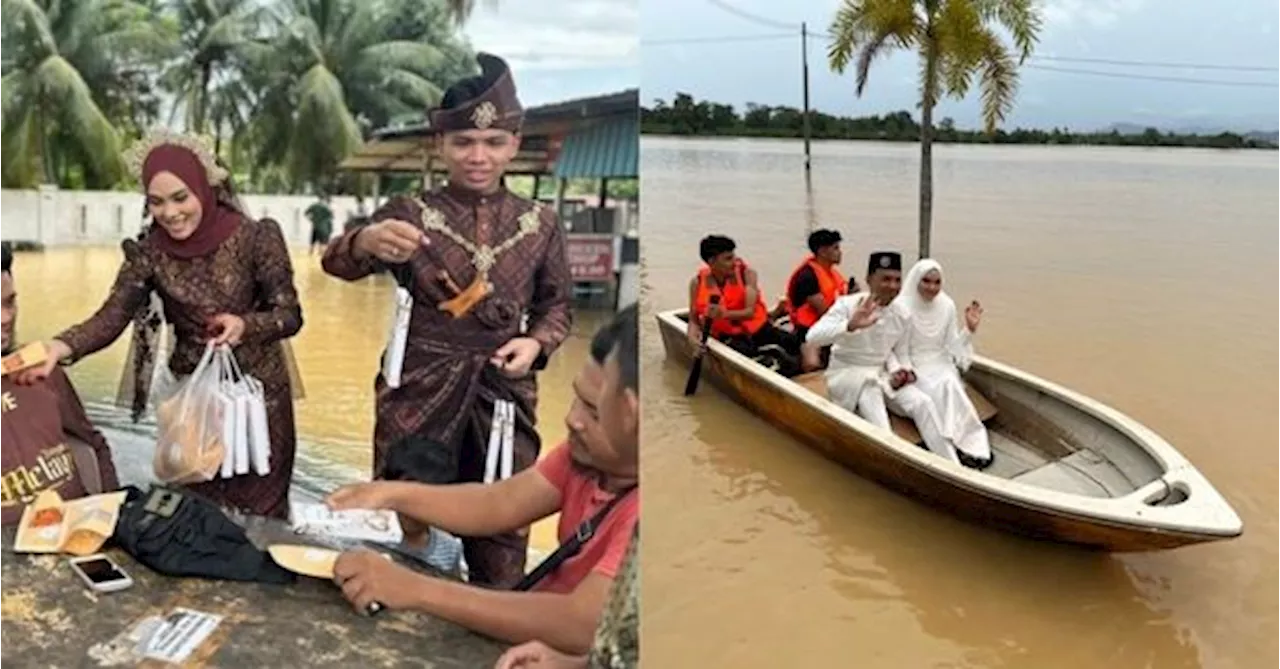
[783,229,848,370]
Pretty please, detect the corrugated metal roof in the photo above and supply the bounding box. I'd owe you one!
[553,114,638,179]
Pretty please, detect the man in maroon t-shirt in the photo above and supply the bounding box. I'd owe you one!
[1,243,119,525]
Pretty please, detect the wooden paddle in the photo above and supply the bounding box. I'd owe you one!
[684,295,720,396]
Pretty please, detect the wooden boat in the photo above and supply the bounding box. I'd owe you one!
[657,308,1243,551]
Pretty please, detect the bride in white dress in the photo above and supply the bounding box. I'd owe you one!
[892,259,992,468]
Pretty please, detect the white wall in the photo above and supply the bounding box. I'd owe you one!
[0,187,366,248]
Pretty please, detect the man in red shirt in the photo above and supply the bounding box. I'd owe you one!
[327,308,639,654]
[493,304,642,669]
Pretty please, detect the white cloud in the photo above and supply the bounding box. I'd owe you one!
[1041,0,1145,31]
[462,0,638,72]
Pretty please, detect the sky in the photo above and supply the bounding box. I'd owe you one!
[638,0,1280,132]
[460,0,639,106]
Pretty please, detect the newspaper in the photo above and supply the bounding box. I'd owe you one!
[289,502,403,544]
[14,490,129,556]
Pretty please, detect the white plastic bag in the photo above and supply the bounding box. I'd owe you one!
[217,381,237,479]
[153,343,225,484]
[214,346,242,478]
[232,389,250,476]
[246,377,271,476]
[215,346,271,479]
[145,294,178,408]
[484,400,516,484]
[382,287,413,388]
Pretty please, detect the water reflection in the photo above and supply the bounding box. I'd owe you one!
[804,171,817,236]
[648,356,1206,667]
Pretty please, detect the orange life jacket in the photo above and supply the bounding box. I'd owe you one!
[786,256,847,329]
[693,259,770,337]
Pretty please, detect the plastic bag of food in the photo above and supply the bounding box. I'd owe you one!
[153,343,225,484]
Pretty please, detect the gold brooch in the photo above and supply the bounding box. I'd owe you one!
[471,101,498,129]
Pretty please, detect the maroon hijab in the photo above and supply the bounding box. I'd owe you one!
[141,144,240,259]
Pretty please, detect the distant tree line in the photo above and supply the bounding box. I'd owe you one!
[642,93,1278,150]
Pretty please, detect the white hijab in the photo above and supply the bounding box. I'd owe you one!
[894,258,957,343]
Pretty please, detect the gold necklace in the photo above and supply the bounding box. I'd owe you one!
[415,199,544,278]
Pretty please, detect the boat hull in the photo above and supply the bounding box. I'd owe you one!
[657,310,1241,551]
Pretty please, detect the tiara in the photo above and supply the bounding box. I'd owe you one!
[123,128,229,186]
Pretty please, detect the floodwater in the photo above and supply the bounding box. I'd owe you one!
[11,245,616,555]
[640,137,1278,668]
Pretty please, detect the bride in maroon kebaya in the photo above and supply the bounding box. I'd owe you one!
[15,130,305,519]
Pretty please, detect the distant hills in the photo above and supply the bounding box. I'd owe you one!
[1107,123,1278,146]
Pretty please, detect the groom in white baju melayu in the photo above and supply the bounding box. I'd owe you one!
[805,252,961,465]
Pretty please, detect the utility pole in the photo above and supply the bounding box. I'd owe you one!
[801,22,812,175]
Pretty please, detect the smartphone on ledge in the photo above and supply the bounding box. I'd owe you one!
[69,554,134,593]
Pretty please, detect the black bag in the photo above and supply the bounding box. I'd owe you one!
[112,485,295,585]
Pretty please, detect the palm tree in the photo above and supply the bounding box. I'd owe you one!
[245,0,473,191]
[2,0,172,188]
[443,0,482,22]
[160,0,265,135]
[827,0,1042,258]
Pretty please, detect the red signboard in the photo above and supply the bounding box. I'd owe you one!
[566,234,614,283]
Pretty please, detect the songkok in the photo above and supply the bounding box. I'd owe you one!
[429,53,523,133]
[867,251,902,274]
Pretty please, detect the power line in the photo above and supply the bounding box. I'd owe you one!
[649,32,1277,71]
[641,33,794,46]
[702,0,798,31]
[1025,64,1278,88]
[645,31,1279,85]
[1034,54,1278,73]
[810,32,1277,73]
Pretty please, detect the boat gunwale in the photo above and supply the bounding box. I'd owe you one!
[656,308,1242,541]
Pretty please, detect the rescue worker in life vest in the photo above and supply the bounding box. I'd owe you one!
[784,229,847,369]
[686,235,803,373]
